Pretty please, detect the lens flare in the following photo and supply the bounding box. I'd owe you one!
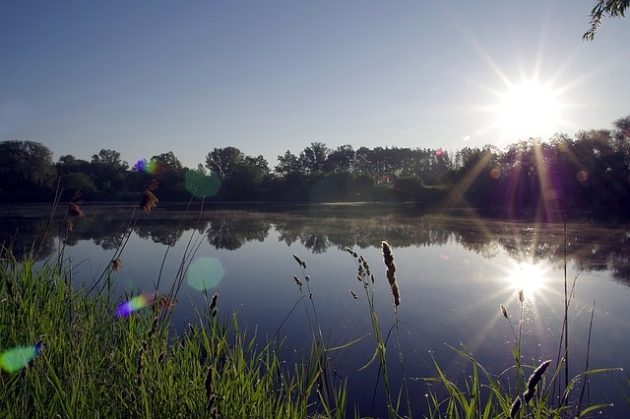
[576,170,588,182]
[115,294,154,318]
[133,159,148,172]
[184,171,221,198]
[133,159,162,175]
[145,160,159,174]
[0,343,42,373]
[187,257,225,292]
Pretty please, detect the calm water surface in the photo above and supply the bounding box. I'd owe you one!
[2,204,629,417]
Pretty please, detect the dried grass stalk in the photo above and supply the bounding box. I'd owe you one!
[381,241,400,306]
[500,304,509,319]
[154,295,177,313]
[111,258,122,272]
[68,202,85,218]
[292,254,306,269]
[139,190,159,214]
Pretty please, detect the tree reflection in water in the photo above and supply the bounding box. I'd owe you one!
[2,204,629,284]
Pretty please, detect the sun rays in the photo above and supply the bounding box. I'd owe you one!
[492,79,564,142]
[502,260,551,299]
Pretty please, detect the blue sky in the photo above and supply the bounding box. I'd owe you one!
[1,1,629,168]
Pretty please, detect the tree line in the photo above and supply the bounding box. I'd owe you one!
[1,114,629,219]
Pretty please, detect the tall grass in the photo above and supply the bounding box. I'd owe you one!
[423,287,620,417]
[290,253,347,418]
[0,250,324,418]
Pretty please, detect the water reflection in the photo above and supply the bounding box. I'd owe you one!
[501,260,552,298]
[2,204,629,416]
[4,204,629,284]
[206,215,270,250]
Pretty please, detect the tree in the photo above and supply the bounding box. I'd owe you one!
[56,154,90,176]
[614,114,630,139]
[63,172,97,196]
[275,151,302,176]
[205,147,244,180]
[151,151,184,174]
[299,142,329,174]
[584,0,629,40]
[56,154,93,199]
[354,147,375,177]
[142,151,188,200]
[0,140,56,200]
[91,149,128,171]
[325,145,355,173]
[237,155,269,183]
[89,148,128,198]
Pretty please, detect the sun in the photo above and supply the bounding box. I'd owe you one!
[503,261,550,298]
[493,79,563,141]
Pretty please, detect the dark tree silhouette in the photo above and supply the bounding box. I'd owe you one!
[205,147,244,180]
[299,142,329,174]
[0,140,56,200]
[275,150,302,176]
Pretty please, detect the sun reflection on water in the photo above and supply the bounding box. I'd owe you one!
[504,261,550,299]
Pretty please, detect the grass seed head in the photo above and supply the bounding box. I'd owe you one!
[344,247,358,258]
[68,202,85,218]
[501,304,509,319]
[111,258,122,272]
[139,190,159,214]
[292,254,306,269]
[510,396,521,418]
[210,293,219,311]
[524,359,552,402]
[381,241,400,306]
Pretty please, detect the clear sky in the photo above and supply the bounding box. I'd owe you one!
[1,1,629,168]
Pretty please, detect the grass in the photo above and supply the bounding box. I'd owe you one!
[0,251,328,418]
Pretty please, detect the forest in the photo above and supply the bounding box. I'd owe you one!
[1,114,629,219]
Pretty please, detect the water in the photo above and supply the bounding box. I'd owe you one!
[2,203,629,417]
